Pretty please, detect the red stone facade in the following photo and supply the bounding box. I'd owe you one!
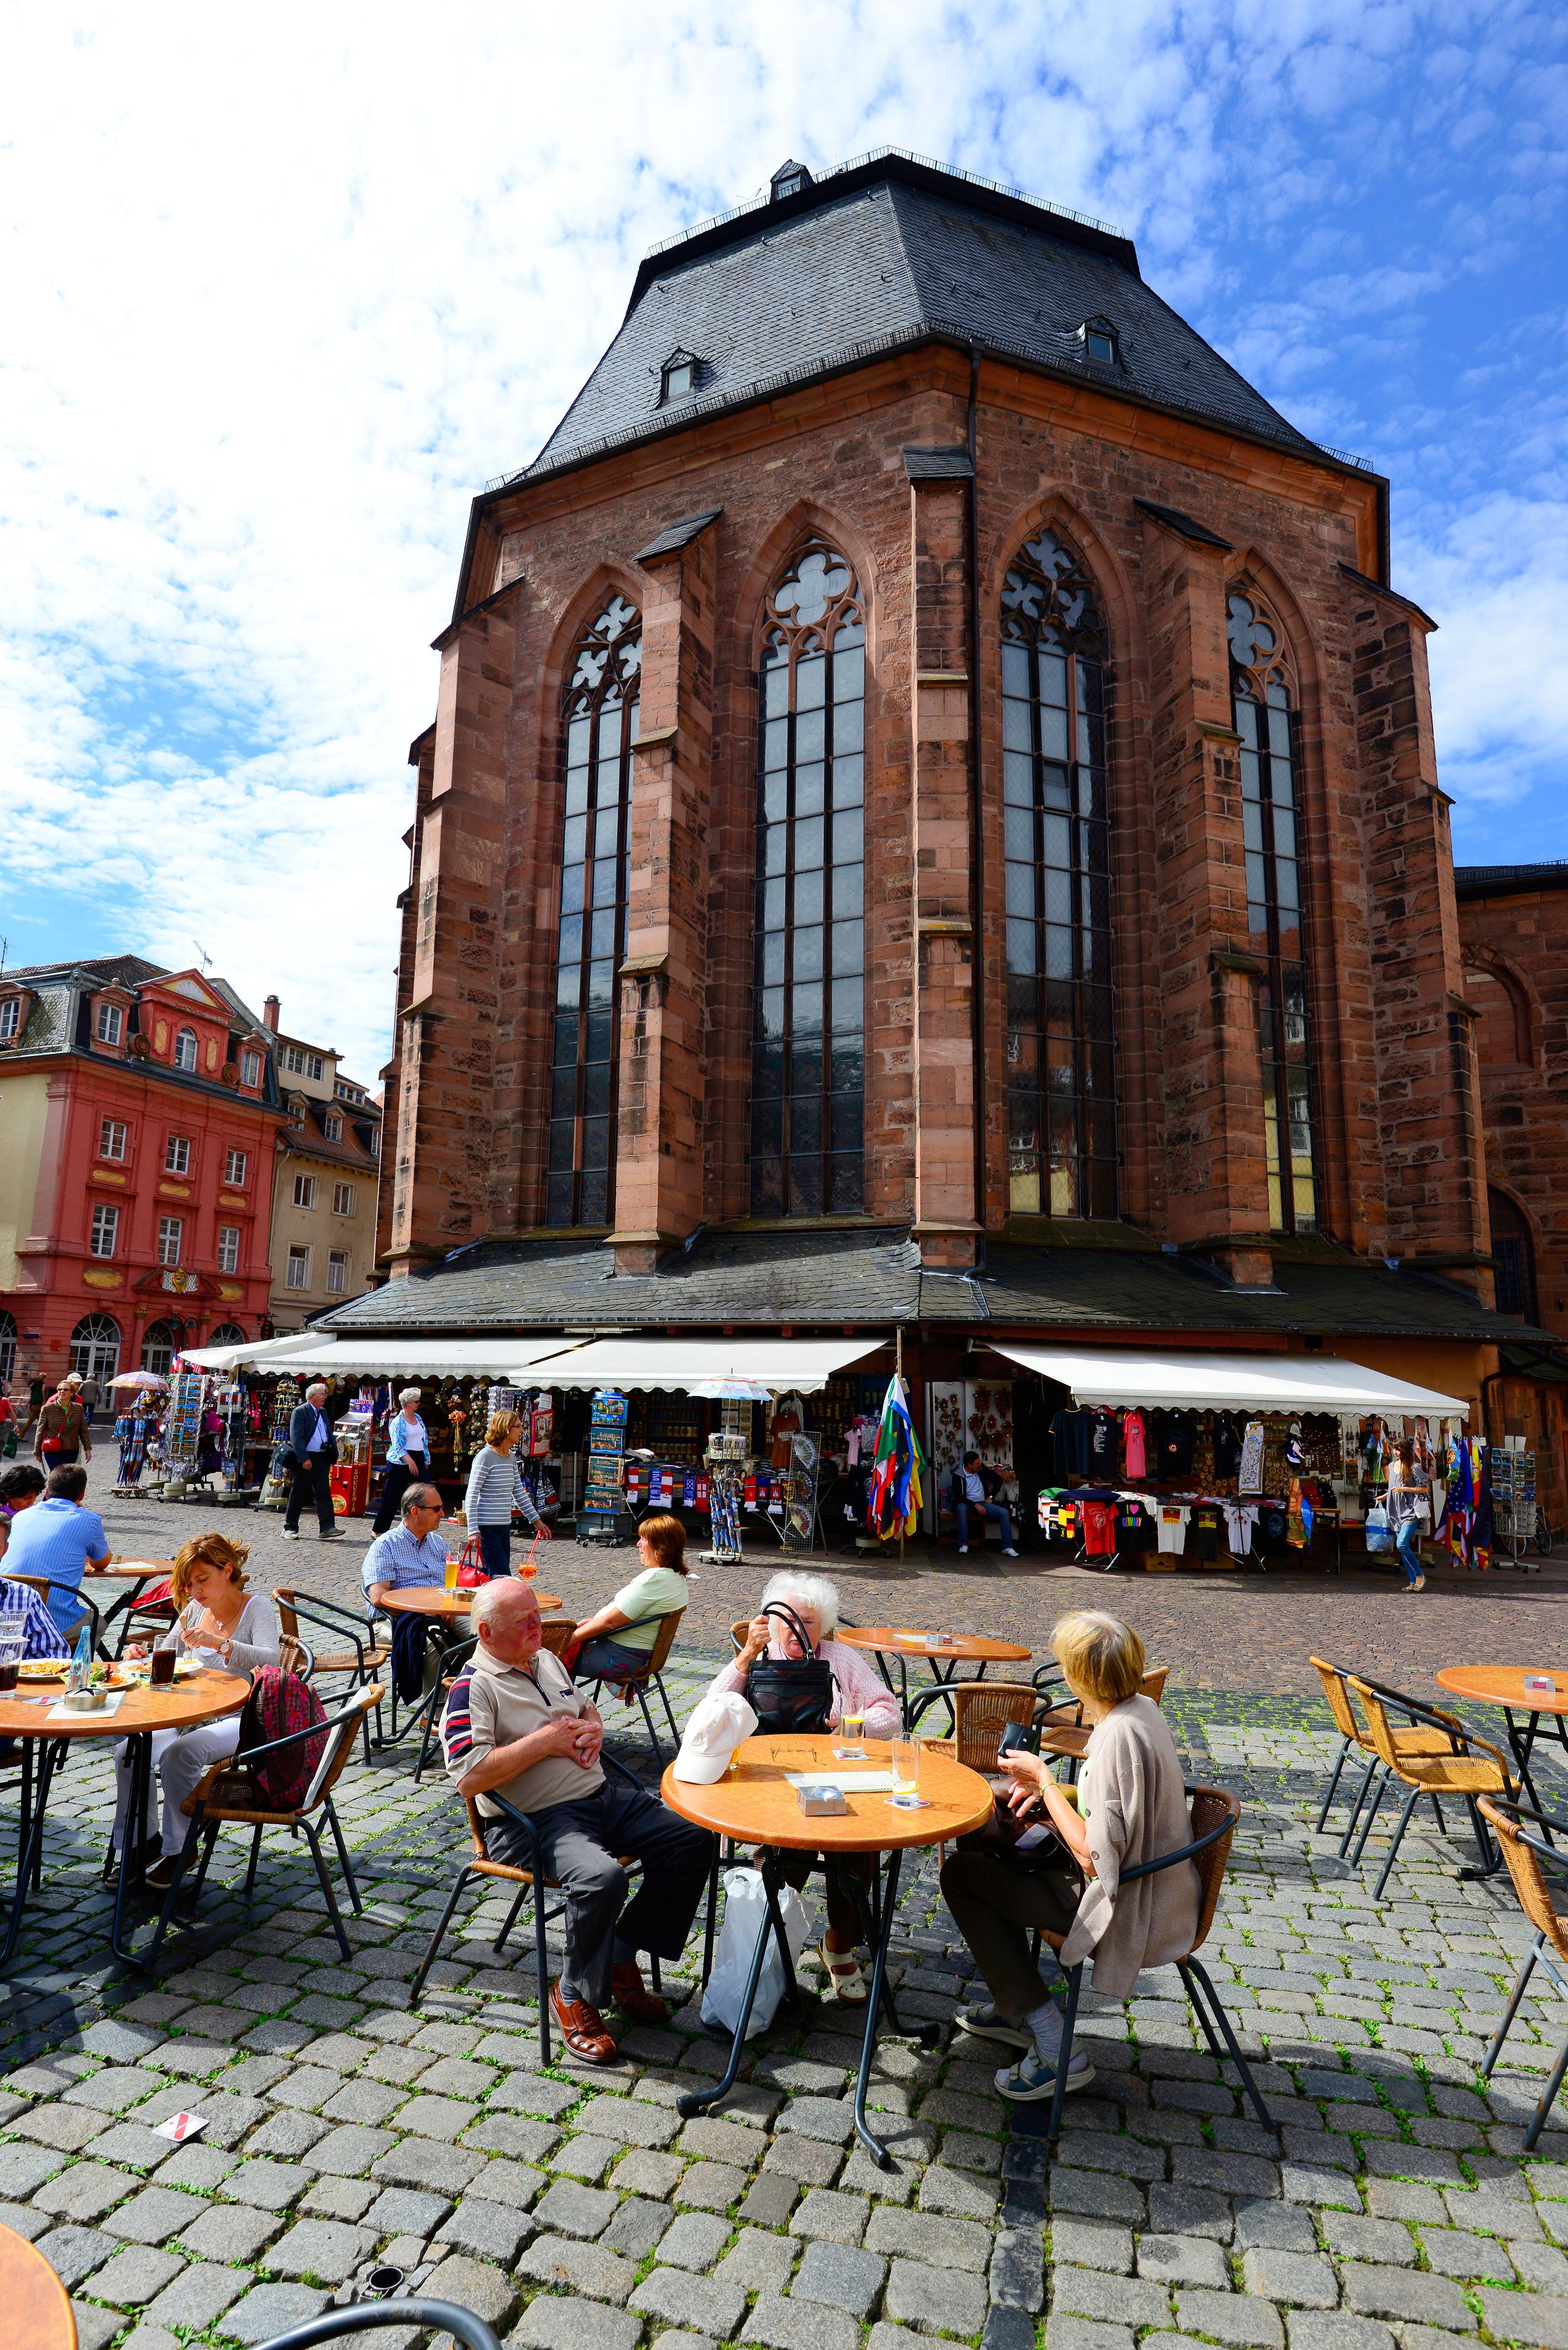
[375,166,1493,1343]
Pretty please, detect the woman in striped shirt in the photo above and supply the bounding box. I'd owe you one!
[463,1410,552,1578]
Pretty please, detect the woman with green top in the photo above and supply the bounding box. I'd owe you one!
[463,1409,551,1578]
[572,1512,690,1676]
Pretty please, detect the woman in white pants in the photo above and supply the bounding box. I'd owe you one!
[113,1532,279,1887]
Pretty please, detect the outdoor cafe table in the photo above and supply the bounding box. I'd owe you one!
[834,1624,1032,1720]
[378,1586,562,1619]
[0,1666,250,1970]
[1435,1665,1568,1837]
[660,1731,993,2165]
[81,1560,177,1655]
[0,2218,76,2349]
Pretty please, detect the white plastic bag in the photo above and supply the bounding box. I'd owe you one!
[701,1866,810,2039]
[1363,1502,1392,1553]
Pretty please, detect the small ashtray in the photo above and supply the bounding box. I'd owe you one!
[64,1687,108,1711]
[796,1784,848,1816]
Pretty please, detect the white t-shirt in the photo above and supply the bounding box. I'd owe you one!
[1156,1506,1190,1555]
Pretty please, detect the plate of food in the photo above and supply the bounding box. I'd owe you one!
[16,1660,67,1681]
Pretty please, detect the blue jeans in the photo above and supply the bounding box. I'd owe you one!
[1395,1522,1423,1587]
[478,1523,512,1578]
[956,1498,1013,1549]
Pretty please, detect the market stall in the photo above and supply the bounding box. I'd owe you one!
[976,1344,1476,1574]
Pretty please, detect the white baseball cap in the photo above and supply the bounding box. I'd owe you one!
[674,1692,758,1783]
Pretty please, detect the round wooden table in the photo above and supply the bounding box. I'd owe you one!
[0,2219,75,2347]
[1436,1665,1568,1839]
[661,1731,993,2164]
[379,1586,561,1617]
[0,1666,250,1970]
[835,1624,1032,1721]
[79,1560,177,1658]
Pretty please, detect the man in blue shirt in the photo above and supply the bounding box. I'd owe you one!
[5,1465,110,1638]
[362,1484,451,1700]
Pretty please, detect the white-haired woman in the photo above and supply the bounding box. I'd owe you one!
[706,1570,899,2004]
[373,1388,430,1535]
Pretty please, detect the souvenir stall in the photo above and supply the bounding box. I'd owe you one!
[977,1344,1473,1575]
[924,1378,1019,1544]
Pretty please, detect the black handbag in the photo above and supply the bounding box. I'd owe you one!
[743,1603,836,1734]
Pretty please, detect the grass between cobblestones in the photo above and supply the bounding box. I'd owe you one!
[1,1669,1567,2350]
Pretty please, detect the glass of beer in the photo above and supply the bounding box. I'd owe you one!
[444,1553,459,1592]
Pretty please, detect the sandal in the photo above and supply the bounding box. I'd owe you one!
[550,1980,618,2063]
[818,1938,868,2003]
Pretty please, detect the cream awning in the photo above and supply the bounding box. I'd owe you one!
[537,1334,886,1395]
[981,1343,1469,1416]
[180,1335,585,1380]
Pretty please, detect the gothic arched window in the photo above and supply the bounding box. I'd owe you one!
[1229,588,1317,1233]
[1000,527,1116,1219]
[749,541,866,1217]
[545,593,641,1228]
[1488,1187,1539,1323]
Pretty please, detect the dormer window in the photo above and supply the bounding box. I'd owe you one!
[770,158,812,202]
[95,1001,124,1046]
[659,348,700,403]
[0,998,19,1043]
[324,1113,343,1142]
[1079,318,1120,368]
[174,1026,199,1071]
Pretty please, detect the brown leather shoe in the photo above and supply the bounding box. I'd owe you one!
[610,1960,669,2022]
[550,1980,618,2063]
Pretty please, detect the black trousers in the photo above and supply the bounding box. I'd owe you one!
[286,1451,335,1534]
[374,1452,429,1535]
[484,1782,714,2008]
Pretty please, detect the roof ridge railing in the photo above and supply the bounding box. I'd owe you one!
[642,145,1125,260]
[484,313,1374,494]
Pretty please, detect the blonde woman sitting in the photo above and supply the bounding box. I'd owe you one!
[113,1533,280,1888]
[941,1608,1197,2102]
[708,1570,899,2004]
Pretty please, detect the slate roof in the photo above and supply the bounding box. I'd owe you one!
[324,1227,1550,1347]
[1453,861,1568,900]
[518,151,1338,488]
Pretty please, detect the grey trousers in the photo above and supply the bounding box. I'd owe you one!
[940,1846,1080,2020]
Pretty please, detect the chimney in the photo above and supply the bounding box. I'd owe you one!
[263,995,280,1033]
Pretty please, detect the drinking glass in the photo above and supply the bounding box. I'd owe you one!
[889,1732,924,1808]
[833,1707,866,1762]
[0,1614,25,1694]
[444,1554,459,1592]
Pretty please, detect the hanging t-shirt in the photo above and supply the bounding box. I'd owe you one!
[1123,1410,1147,1479]
[1213,1411,1242,1481]
[1258,1503,1288,1550]
[1222,1502,1259,1556]
[1081,1500,1118,1555]
[1238,1419,1266,1495]
[1049,1409,1091,1481]
[1086,1411,1119,1476]
[1155,1410,1197,1480]
[1156,1506,1190,1555]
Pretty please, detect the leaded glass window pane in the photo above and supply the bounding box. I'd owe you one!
[749,540,866,1216]
[999,528,1116,1220]
[545,593,640,1227]
[1228,588,1318,1234]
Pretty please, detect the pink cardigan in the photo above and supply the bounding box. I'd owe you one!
[709,1638,902,1741]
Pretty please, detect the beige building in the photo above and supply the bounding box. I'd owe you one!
[263,996,383,1332]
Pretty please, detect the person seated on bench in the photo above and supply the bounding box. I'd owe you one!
[570,1510,689,1680]
[954,1451,1019,1556]
[441,1577,714,2064]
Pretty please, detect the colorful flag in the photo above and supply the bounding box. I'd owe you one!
[868,1375,925,1541]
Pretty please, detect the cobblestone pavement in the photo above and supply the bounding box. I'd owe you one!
[5,1612,1568,2350]
[78,1440,1568,1697]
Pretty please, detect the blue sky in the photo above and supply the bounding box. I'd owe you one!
[1,2,1563,1076]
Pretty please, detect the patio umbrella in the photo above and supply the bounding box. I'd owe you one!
[111,1369,167,1390]
[687,1378,774,1400]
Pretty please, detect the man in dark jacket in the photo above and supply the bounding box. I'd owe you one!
[282,1380,344,1542]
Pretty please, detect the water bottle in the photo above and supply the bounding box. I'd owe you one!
[67,1623,93,1695]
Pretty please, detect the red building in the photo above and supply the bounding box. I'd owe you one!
[0,958,285,1396]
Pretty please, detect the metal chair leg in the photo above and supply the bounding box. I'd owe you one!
[299,1816,351,1959]
[1349,1765,1392,1865]
[655,1670,680,1748]
[634,1683,666,1768]
[1372,1781,1425,1900]
[1429,1792,1448,1836]
[323,1797,363,1914]
[410,1865,475,2005]
[701,1850,720,1987]
[1315,1736,1352,1835]
[494,1882,530,1956]
[1341,1754,1385,1857]
[535,1871,551,2065]
[243,1824,264,1899]
[1524,2032,1568,2153]
[1184,1957,1271,2126]
[1046,1962,1083,2142]
[1483,1938,1541,2080]
[1463,1796,1500,1876]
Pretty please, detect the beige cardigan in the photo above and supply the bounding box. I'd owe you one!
[1058,1693,1200,1997]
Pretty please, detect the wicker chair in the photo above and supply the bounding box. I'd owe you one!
[410,1758,662,2062]
[278,1631,314,1680]
[273,1588,389,1761]
[1039,1782,1268,2142]
[1308,1657,1458,1853]
[540,1617,579,1659]
[1034,1664,1170,1768]
[249,2301,501,2350]
[7,1575,101,1655]
[908,1680,1040,1773]
[142,1682,384,1966]
[579,1610,685,1765]
[1345,1676,1515,1898]
[1478,1794,1568,2147]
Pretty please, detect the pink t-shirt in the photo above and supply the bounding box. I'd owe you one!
[710,1637,902,1740]
[1123,1411,1147,1479]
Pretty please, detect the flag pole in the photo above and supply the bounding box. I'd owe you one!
[896,1323,904,1564]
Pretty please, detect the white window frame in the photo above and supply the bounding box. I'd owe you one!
[292,1174,317,1210]
[218,1225,241,1274]
[174,1027,198,1071]
[0,999,18,1041]
[332,1182,355,1216]
[165,1134,191,1175]
[241,1048,262,1087]
[327,1249,348,1295]
[90,1203,120,1259]
[96,1001,124,1045]
[286,1246,310,1290]
[100,1118,128,1163]
[157,1216,183,1267]
[224,1147,248,1186]
[324,1114,342,1142]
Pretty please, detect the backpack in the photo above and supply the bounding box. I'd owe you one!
[238,1666,330,1810]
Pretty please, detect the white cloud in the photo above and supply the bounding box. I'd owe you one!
[0,0,1564,1076]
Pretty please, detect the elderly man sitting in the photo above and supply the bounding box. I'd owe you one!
[363,1483,451,1699]
[442,1579,713,2063]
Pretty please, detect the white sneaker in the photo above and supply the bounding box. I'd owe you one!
[957,1544,968,1555]
[281,1529,301,1540]
[1002,1547,1019,1557]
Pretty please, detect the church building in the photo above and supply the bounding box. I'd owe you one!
[331,149,1540,1455]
